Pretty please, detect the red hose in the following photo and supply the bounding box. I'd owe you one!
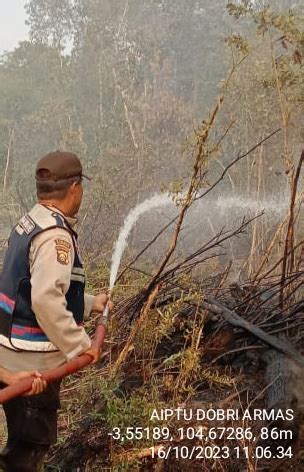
[0,324,106,404]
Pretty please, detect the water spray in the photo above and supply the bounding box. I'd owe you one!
[102,193,173,322]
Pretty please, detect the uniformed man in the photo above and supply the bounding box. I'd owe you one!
[0,151,109,472]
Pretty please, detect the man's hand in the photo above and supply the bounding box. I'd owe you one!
[92,293,110,313]
[84,347,100,364]
[5,370,47,395]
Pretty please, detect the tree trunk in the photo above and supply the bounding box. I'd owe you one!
[264,349,293,410]
[262,350,301,450]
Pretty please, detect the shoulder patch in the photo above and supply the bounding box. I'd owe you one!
[55,238,71,265]
[19,215,36,235]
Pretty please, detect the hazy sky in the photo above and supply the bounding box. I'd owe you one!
[0,0,29,54]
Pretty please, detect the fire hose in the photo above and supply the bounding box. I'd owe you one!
[0,319,106,404]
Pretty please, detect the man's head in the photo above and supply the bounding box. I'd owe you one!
[36,151,90,216]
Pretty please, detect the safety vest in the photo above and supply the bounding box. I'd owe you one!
[0,204,85,352]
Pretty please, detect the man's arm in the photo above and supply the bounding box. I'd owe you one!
[0,366,13,385]
[84,293,95,320]
[30,228,92,360]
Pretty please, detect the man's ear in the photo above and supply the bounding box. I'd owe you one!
[70,181,78,193]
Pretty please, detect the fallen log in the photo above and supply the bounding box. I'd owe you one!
[203,298,304,367]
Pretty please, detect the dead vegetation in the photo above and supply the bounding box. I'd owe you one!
[48,234,304,471]
[47,120,304,471]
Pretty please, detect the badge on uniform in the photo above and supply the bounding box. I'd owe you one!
[19,215,36,235]
[55,239,71,265]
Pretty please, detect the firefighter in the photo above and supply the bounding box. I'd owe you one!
[0,151,109,472]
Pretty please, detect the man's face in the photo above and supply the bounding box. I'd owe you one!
[70,180,83,216]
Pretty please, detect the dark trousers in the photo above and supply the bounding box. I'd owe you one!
[0,380,61,472]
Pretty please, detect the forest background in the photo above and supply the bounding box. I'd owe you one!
[0,1,304,470]
[0,0,302,276]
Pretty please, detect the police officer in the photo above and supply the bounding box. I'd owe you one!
[0,151,109,472]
